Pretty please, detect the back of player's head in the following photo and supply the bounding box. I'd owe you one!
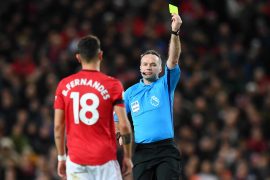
[140,50,162,65]
[77,35,101,62]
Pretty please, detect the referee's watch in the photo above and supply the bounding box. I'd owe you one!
[171,29,180,36]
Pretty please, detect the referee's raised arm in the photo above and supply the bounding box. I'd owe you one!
[167,14,182,69]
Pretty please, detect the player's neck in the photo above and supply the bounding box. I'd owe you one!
[81,63,100,71]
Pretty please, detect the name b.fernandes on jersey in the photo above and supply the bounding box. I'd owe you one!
[61,78,110,100]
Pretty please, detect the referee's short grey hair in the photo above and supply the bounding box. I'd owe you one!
[140,50,162,64]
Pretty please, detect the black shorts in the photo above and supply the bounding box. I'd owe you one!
[133,138,182,180]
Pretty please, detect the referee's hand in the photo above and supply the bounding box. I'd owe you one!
[171,14,182,32]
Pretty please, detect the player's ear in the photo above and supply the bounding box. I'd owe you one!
[75,54,81,63]
[98,50,103,61]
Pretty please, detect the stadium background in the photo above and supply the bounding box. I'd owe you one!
[0,0,270,179]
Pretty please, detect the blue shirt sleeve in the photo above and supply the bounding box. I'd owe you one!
[164,64,181,92]
[123,90,131,114]
[113,89,131,122]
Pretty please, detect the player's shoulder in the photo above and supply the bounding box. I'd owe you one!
[58,73,78,84]
[102,73,122,84]
[103,74,118,81]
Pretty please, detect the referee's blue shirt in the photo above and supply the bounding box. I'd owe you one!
[115,65,180,143]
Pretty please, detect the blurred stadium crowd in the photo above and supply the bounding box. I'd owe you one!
[0,0,270,179]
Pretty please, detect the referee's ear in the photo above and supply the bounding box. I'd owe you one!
[159,64,162,73]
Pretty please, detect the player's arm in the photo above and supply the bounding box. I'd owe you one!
[114,105,133,176]
[167,14,182,69]
[115,121,122,142]
[54,109,66,178]
[114,90,131,144]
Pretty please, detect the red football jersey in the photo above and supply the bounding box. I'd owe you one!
[54,70,124,165]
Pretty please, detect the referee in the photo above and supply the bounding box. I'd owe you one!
[115,14,182,180]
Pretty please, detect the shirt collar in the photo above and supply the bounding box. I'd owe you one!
[139,78,156,87]
[81,69,98,72]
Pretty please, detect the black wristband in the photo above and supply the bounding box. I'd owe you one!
[171,29,180,36]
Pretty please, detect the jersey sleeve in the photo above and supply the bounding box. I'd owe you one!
[54,80,65,110]
[111,80,125,107]
[113,87,131,122]
[164,64,181,92]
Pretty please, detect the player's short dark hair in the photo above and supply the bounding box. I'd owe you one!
[140,50,162,64]
[77,35,101,62]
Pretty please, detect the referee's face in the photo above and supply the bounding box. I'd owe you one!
[140,54,162,83]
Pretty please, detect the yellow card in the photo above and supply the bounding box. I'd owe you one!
[169,4,178,14]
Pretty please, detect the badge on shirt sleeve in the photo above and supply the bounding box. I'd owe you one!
[131,101,140,113]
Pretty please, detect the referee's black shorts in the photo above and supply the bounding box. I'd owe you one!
[133,138,182,180]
